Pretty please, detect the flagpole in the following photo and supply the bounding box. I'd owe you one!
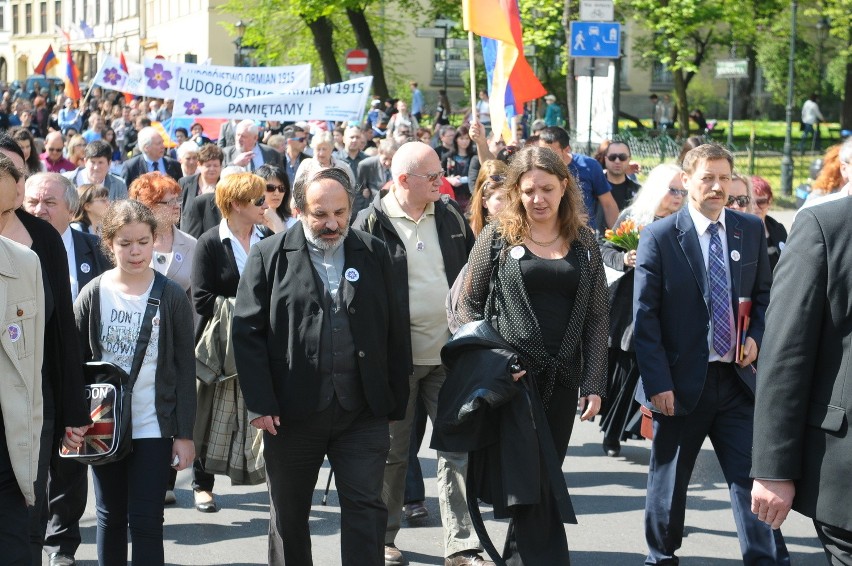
[468,32,477,125]
[78,58,105,111]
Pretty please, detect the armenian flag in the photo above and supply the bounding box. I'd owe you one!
[119,52,134,104]
[34,45,59,76]
[64,47,81,101]
[462,0,545,141]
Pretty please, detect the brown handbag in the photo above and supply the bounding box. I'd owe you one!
[640,405,654,440]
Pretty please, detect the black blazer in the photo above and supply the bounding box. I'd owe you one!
[633,207,772,415]
[121,154,183,187]
[763,214,788,273]
[752,199,852,532]
[71,229,110,290]
[178,173,201,219]
[181,192,222,240]
[191,224,243,341]
[600,239,635,352]
[232,226,408,423]
[17,210,90,429]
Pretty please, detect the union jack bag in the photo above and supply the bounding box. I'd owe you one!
[59,273,166,465]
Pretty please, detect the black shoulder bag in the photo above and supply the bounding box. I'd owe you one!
[60,272,166,465]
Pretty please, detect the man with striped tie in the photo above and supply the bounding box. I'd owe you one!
[633,143,790,565]
[222,120,281,171]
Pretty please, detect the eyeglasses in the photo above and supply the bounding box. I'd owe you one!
[606,153,629,162]
[490,175,506,182]
[407,171,445,183]
[754,198,770,207]
[47,148,63,153]
[266,183,287,193]
[668,187,688,197]
[727,195,751,207]
[292,137,306,142]
[398,131,411,136]
[157,198,181,207]
[252,195,266,207]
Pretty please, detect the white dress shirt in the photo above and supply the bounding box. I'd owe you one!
[61,227,79,300]
[218,219,263,276]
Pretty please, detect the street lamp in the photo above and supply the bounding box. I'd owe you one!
[234,20,247,67]
[780,0,798,196]
[815,16,830,98]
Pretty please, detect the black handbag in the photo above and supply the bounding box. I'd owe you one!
[60,273,166,465]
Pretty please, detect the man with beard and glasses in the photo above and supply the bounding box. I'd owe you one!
[233,167,408,565]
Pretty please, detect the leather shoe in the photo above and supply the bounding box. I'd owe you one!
[445,551,495,566]
[603,440,621,457]
[48,553,76,566]
[403,501,429,520]
[194,490,218,513]
[384,544,408,566]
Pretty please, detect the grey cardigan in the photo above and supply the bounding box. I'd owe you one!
[73,273,197,440]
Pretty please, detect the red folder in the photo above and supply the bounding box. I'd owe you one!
[736,297,752,362]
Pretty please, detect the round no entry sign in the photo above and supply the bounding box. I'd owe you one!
[346,49,368,72]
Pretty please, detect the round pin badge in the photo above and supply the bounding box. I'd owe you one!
[344,268,360,282]
[175,252,183,263]
[416,241,425,251]
[510,246,525,260]
[730,250,741,262]
[80,262,91,273]
[778,241,786,251]
[152,317,161,327]
[7,323,21,342]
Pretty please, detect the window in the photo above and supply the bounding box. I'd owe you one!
[95,0,100,23]
[107,0,112,22]
[71,0,75,24]
[40,2,46,32]
[54,0,60,29]
[25,3,32,34]
[12,5,17,34]
[0,6,5,31]
[651,61,674,90]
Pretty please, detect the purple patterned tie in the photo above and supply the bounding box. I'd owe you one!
[707,222,731,356]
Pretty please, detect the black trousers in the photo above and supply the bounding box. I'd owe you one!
[0,416,29,566]
[264,398,389,566]
[815,520,852,565]
[44,447,88,556]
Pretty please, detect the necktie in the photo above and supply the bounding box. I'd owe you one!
[706,222,732,356]
[151,160,159,172]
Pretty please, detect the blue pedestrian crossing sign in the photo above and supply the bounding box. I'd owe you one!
[569,21,621,59]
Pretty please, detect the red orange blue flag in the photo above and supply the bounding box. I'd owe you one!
[64,48,81,101]
[34,45,58,76]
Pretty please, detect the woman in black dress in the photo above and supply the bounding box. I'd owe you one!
[750,176,788,273]
[598,163,685,456]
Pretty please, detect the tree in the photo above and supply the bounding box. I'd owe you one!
[804,0,852,129]
[619,0,726,138]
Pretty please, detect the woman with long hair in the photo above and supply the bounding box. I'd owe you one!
[255,164,296,233]
[74,199,195,565]
[71,183,110,235]
[66,134,87,168]
[456,145,607,563]
[442,129,476,211]
[598,163,685,456]
[468,159,508,237]
[10,127,44,174]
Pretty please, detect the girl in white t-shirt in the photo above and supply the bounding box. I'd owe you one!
[73,199,196,565]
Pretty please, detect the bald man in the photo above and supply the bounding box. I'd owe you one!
[222,119,281,171]
[40,132,76,174]
[353,142,489,566]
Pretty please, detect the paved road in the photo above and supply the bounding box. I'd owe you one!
[54,207,819,565]
[51,407,824,565]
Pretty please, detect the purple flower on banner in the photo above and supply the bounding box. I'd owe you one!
[102,68,121,86]
[184,98,204,116]
[144,63,173,90]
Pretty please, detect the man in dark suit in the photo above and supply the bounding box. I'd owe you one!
[358,139,398,193]
[751,188,852,563]
[23,172,109,566]
[222,120,281,171]
[233,167,407,565]
[282,126,310,187]
[181,191,222,240]
[633,143,789,565]
[121,126,183,187]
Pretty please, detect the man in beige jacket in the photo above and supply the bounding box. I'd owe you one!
[0,153,45,562]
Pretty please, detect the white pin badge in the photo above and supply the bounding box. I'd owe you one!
[152,317,160,327]
[7,323,21,342]
[778,242,786,251]
[174,252,183,263]
[510,246,525,260]
[344,268,360,282]
[416,241,425,251]
[730,250,741,262]
[80,262,91,274]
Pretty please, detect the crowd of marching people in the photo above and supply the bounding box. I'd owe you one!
[0,79,849,566]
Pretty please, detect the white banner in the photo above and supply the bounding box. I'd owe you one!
[173,76,373,122]
[93,56,311,100]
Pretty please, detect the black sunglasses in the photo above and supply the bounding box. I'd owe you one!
[252,195,266,207]
[266,183,287,193]
[490,175,506,182]
[606,153,629,162]
[668,187,688,197]
[727,195,750,207]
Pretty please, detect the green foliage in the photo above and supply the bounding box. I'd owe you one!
[755,32,820,106]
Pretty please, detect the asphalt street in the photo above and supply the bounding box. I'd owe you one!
[51,208,822,566]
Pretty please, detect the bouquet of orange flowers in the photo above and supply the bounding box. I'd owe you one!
[604,219,643,251]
